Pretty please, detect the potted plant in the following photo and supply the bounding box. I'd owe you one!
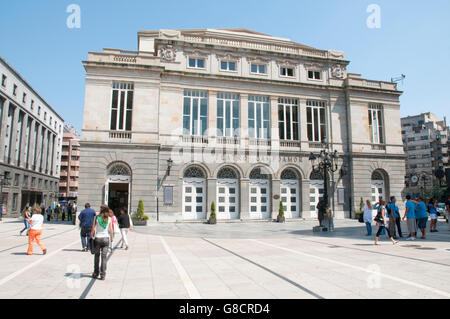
[132,200,148,226]
[277,201,285,223]
[208,201,217,224]
[355,197,364,221]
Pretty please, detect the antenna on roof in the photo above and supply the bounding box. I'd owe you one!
[391,74,406,85]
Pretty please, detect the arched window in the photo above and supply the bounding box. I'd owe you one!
[218,167,238,179]
[281,168,298,180]
[310,171,323,180]
[250,167,270,179]
[184,166,205,178]
[371,171,384,181]
[108,163,131,176]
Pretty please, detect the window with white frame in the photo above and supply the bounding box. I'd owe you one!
[220,60,237,72]
[110,82,134,131]
[188,57,205,69]
[183,90,208,136]
[217,93,240,137]
[248,96,270,139]
[250,63,267,75]
[307,70,321,80]
[278,98,299,141]
[368,104,384,144]
[280,66,295,77]
[306,100,326,142]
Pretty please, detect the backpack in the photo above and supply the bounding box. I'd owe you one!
[386,203,392,216]
[374,207,384,223]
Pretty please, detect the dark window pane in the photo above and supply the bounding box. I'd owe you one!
[126,91,133,110]
[251,64,257,73]
[110,110,117,130]
[189,58,195,67]
[197,59,204,68]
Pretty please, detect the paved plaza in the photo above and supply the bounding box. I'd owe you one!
[0,218,449,299]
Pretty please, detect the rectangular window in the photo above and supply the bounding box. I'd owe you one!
[1,74,6,87]
[306,100,326,142]
[13,84,17,96]
[250,63,267,74]
[12,193,18,211]
[220,61,237,71]
[368,104,384,144]
[248,96,270,139]
[110,82,134,131]
[188,58,205,69]
[280,67,294,77]
[30,100,34,110]
[14,174,20,187]
[23,175,28,188]
[183,90,208,136]
[308,70,321,80]
[217,93,240,137]
[278,98,299,141]
[22,93,27,103]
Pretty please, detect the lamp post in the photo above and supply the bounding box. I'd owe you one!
[0,172,11,221]
[157,158,173,222]
[309,141,340,227]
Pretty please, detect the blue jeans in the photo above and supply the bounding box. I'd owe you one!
[80,226,92,249]
[328,218,334,231]
[365,222,372,235]
[20,220,30,233]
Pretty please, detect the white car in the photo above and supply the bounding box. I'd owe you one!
[437,203,448,222]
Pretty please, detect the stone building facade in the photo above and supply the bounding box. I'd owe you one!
[78,29,405,221]
[0,57,64,216]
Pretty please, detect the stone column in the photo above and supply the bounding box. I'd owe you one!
[27,119,36,170]
[35,125,43,172]
[19,113,29,168]
[9,107,20,165]
[269,96,279,149]
[207,90,217,143]
[240,178,250,220]
[206,177,216,219]
[240,94,249,149]
[0,98,9,162]
[301,179,311,219]
[299,98,309,149]
[271,178,280,219]
[44,130,51,174]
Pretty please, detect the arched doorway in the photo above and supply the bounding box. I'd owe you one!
[371,170,386,205]
[309,171,324,218]
[216,166,240,220]
[280,168,300,218]
[106,162,131,217]
[249,167,271,219]
[182,166,206,220]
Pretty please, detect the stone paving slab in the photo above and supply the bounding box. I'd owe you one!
[0,218,449,299]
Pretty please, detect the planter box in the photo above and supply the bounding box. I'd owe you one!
[277,215,285,223]
[208,217,217,224]
[132,219,147,226]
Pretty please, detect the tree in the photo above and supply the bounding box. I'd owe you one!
[278,201,284,217]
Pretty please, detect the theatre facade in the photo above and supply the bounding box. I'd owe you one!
[78,29,406,221]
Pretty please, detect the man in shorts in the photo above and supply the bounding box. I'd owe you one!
[402,195,417,240]
[410,197,428,239]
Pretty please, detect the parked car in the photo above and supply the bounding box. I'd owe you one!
[437,203,448,222]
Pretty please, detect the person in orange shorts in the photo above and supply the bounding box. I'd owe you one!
[26,207,47,255]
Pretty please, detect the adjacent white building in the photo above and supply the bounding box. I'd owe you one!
[78,29,405,221]
[0,56,64,216]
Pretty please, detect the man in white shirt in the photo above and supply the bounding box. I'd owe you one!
[26,207,47,255]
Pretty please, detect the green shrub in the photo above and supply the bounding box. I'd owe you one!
[210,201,216,218]
[134,200,146,220]
[278,201,284,217]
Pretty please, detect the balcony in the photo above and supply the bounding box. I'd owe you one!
[249,139,271,147]
[181,135,209,144]
[109,131,132,140]
[280,140,301,148]
[217,136,240,145]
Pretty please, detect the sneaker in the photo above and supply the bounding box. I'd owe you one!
[43,249,47,255]
[92,273,98,278]
[125,246,129,250]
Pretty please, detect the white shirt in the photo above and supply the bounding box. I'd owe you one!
[95,216,111,238]
[30,214,44,230]
[362,204,373,223]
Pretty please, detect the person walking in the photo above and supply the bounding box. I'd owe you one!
[326,205,334,232]
[90,205,113,280]
[54,205,59,221]
[402,195,417,240]
[46,206,52,222]
[428,199,438,233]
[78,203,96,252]
[374,200,398,245]
[108,209,119,252]
[362,200,373,236]
[67,204,73,222]
[20,206,31,236]
[26,207,47,255]
[411,197,428,239]
[118,208,133,249]
[61,204,66,221]
[386,196,402,239]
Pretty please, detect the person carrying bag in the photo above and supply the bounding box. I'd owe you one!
[90,205,113,280]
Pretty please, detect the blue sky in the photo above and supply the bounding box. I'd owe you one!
[1,0,449,131]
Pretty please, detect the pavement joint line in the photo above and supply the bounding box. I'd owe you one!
[251,239,450,298]
[0,239,80,287]
[203,238,324,299]
[159,236,201,299]
[289,236,450,267]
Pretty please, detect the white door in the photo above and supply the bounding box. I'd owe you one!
[281,180,299,218]
[249,179,271,219]
[371,180,385,206]
[217,179,239,220]
[309,180,324,218]
[182,178,206,220]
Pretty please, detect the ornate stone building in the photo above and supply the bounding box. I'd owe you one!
[78,29,405,221]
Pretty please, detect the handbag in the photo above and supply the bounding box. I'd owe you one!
[89,237,96,255]
[374,208,384,223]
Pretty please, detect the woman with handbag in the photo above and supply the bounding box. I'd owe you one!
[374,200,398,246]
[362,200,373,236]
[90,205,113,280]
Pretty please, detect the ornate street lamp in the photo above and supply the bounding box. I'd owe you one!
[309,140,340,227]
[166,158,173,176]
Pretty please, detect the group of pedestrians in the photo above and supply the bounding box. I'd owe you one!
[44,203,77,222]
[362,195,445,244]
[78,203,133,280]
